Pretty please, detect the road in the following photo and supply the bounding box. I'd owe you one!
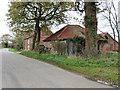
[2,48,112,88]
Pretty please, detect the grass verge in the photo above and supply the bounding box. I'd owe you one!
[9,48,19,53]
[20,51,118,86]
[0,45,2,49]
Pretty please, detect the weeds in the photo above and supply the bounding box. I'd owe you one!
[20,51,118,85]
[9,48,19,52]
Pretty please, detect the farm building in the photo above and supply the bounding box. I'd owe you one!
[43,25,119,55]
[43,25,86,55]
[24,25,119,55]
[98,33,119,52]
[24,31,53,50]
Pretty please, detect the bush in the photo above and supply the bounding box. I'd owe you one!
[52,40,67,55]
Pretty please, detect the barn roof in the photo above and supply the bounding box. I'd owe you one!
[42,25,118,43]
[99,32,118,43]
[44,25,85,42]
[24,30,53,40]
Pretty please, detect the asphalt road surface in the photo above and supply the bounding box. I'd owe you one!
[2,48,112,88]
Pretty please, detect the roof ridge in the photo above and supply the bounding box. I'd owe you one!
[58,26,68,38]
[106,33,118,43]
[43,25,86,42]
[43,25,67,41]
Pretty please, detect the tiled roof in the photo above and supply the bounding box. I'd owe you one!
[44,25,85,41]
[40,25,118,43]
[24,30,53,40]
[98,32,118,43]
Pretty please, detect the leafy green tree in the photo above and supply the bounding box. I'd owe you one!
[12,30,27,50]
[0,34,13,48]
[7,2,74,51]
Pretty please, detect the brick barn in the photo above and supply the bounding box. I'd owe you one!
[44,25,86,55]
[43,25,119,55]
[98,33,119,52]
[24,31,53,50]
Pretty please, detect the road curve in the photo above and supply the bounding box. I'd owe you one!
[2,48,112,88]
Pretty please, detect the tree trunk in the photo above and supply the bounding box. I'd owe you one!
[32,30,37,51]
[35,19,41,52]
[84,2,98,57]
[32,19,41,52]
[111,29,116,51]
[36,27,41,52]
[118,1,120,87]
[32,19,39,51]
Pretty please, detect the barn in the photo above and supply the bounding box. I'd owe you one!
[43,25,119,55]
[24,31,53,50]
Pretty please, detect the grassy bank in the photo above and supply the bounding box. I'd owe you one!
[0,46,3,49]
[20,51,118,86]
[9,48,19,52]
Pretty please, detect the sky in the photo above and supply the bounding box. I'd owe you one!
[0,0,11,37]
[0,0,119,40]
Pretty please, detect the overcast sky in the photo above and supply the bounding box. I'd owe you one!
[0,0,11,37]
[0,0,119,40]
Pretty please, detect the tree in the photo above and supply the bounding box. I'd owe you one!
[12,30,26,50]
[102,0,119,51]
[0,34,12,48]
[118,1,120,87]
[76,0,98,57]
[7,2,74,51]
[84,1,98,57]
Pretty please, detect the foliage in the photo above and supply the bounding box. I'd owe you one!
[7,2,74,50]
[75,1,108,57]
[0,34,12,42]
[68,36,85,43]
[67,36,85,55]
[9,48,19,52]
[10,30,26,50]
[52,36,85,55]
[39,47,51,54]
[0,44,2,49]
[20,51,118,85]
[52,40,67,55]
[0,34,13,48]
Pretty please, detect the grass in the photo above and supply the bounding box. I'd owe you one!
[0,46,3,49]
[9,48,19,52]
[20,51,118,85]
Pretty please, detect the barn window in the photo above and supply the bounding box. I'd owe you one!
[110,44,113,51]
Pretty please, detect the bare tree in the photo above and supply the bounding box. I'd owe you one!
[102,0,119,50]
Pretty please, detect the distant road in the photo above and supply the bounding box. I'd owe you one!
[2,48,112,88]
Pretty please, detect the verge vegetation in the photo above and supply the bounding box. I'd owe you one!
[19,50,118,86]
[9,48,19,52]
